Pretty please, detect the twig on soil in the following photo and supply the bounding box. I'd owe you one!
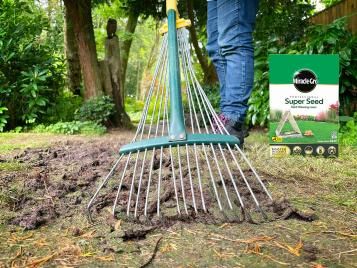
[10,246,23,268]
[27,253,56,268]
[337,248,357,263]
[8,233,33,243]
[273,239,303,256]
[140,236,163,268]
[252,252,290,266]
[42,175,55,207]
[322,231,357,238]
[210,233,274,244]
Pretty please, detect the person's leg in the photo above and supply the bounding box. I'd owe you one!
[206,0,226,112]
[217,0,259,125]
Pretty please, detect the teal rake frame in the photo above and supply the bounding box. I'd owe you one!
[119,8,240,155]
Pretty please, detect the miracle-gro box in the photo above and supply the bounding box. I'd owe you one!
[269,55,339,158]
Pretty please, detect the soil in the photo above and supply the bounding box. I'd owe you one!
[1,138,315,232]
[0,132,355,267]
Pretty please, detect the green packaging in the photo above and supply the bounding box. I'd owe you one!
[269,55,339,157]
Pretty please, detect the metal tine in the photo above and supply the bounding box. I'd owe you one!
[133,35,168,142]
[156,147,164,216]
[156,72,170,216]
[177,144,188,214]
[183,67,206,211]
[186,59,263,214]
[178,29,218,211]
[185,144,197,213]
[127,151,140,215]
[179,30,232,210]
[169,145,181,214]
[87,154,124,213]
[134,149,148,217]
[112,152,132,215]
[179,31,210,212]
[178,30,198,213]
[202,144,222,210]
[144,53,169,217]
[196,75,272,208]
[134,49,168,218]
[180,32,271,215]
[181,32,272,204]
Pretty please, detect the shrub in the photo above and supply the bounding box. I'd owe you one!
[32,121,106,135]
[75,96,115,125]
[339,113,357,146]
[0,0,65,130]
[247,18,356,127]
[45,90,83,123]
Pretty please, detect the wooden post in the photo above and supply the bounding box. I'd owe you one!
[102,18,131,127]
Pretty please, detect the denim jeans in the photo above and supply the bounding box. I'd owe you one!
[206,0,259,124]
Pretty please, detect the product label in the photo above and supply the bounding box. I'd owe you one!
[269,55,339,158]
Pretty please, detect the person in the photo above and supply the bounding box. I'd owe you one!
[206,0,259,147]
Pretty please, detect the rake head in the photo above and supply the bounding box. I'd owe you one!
[87,27,272,223]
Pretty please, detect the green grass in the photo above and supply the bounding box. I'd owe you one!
[269,120,338,143]
[246,133,357,211]
[0,161,27,172]
[0,133,52,153]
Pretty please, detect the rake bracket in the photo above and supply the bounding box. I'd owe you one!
[119,134,240,155]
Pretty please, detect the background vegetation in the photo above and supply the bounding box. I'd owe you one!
[0,0,355,144]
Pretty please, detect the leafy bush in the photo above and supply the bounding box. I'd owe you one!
[303,18,357,117]
[339,113,357,146]
[45,90,83,123]
[20,67,51,124]
[75,96,115,125]
[247,18,357,127]
[0,107,8,132]
[0,0,65,130]
[32,121,106,135]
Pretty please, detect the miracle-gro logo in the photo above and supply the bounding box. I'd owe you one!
[293,69,318,93]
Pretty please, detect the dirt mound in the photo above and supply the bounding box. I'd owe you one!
[1,140,316,231]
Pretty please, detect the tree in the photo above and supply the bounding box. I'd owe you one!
[120,12,139,97]
[63,0,103,99]
[64,5,82,95]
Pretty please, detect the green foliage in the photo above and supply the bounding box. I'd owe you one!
[32,121,106,135]
[339,113,357,146]
[303,18,357,116]
[255,0,314,43]
[75,96,115,125]
[0,107,9,132]
[0,0,65,130]
[247,18,357,127]
[125,97,145,123]
[201,84,221,112]
[321,0,342,8]
[20,67,51,124]
[45,91,83,123]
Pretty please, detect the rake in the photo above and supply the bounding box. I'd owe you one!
[87,0,272,222]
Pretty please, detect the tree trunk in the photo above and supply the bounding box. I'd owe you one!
[63,0,102,99]
[64,5,82,95]
[186,0,217,85]
[121,12,139,96]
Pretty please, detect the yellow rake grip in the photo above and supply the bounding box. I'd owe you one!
[166,0,179,15]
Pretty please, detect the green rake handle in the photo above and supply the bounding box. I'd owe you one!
[167,6,186,141]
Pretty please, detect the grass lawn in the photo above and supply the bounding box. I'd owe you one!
[269,120,339,143]
[0,130,355,267]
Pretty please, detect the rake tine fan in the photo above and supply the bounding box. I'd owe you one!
[87,1,272,222]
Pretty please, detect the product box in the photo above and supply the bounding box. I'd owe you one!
[269,55,339,157]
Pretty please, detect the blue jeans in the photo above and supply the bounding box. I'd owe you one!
[206,0,259,124]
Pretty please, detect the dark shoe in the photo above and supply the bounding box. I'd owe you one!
[213,114,249,148]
